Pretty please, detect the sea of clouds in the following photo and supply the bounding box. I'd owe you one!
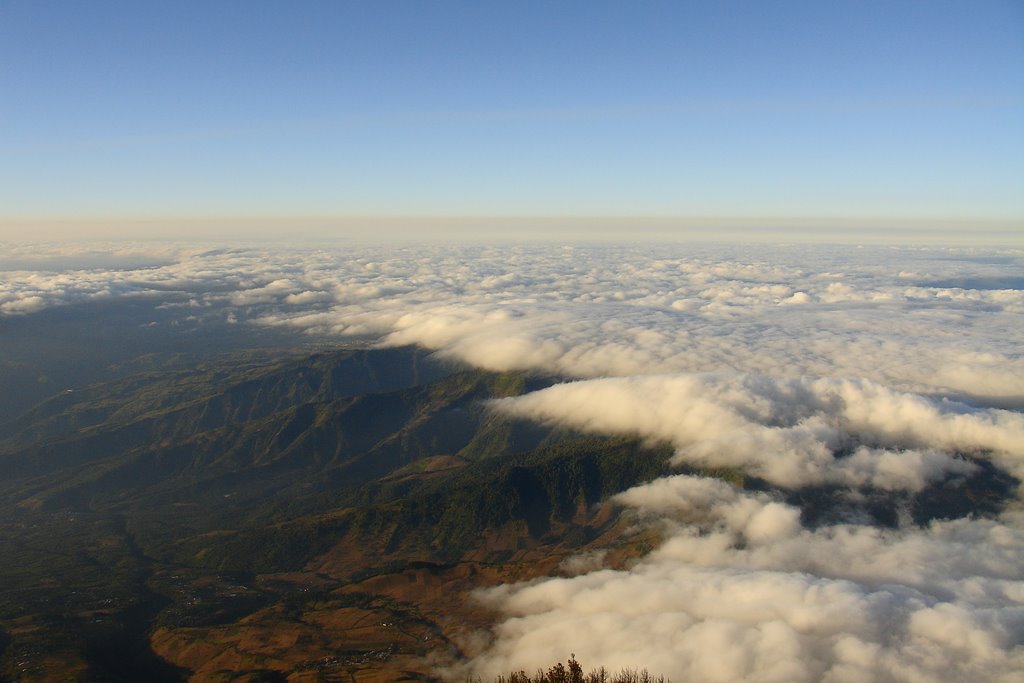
[2,239,1023,681]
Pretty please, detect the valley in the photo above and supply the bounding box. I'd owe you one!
[0,345,673,681]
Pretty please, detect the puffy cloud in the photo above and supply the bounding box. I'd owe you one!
[0,294,46,314]
[253,244,1024,404]
[0,242,351,317]
[283,290,332,305]
[229,278,303,305]
[613,476,803,543]
[460,477,1024,683]
[3,241,1022,402]
[490,374,1020,490]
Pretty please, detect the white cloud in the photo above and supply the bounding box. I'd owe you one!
[459,477,1024,683]
[4,241,1022,403]
[283,290,332,305]
[3,239,1024,681]
[490,374,1019,490]
[251,244,1024,403]
[0,294,47,314]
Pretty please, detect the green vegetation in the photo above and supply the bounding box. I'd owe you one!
[0,345,680,679]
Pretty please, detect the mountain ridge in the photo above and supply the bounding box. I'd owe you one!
[0,344,673,681]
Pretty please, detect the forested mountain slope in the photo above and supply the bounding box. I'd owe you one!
[0,346,676,681]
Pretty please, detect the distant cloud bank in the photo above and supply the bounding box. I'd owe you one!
[2,239,1023,680]
[5,241,1020,401]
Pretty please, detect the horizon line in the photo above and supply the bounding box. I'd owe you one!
[1,213,1020,246]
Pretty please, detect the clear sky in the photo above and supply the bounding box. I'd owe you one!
[1,0,1022,241]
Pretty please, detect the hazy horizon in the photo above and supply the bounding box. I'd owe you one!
[1,216,1021,247]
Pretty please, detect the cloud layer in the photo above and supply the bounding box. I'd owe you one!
[491,374,1023,490]
[3,242,1023,403]
[3,238,1023,680]
[462,476,1024,683]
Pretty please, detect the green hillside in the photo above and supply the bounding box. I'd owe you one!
[0,345,674,681]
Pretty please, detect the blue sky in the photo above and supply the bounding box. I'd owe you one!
[1,0,1022,239]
